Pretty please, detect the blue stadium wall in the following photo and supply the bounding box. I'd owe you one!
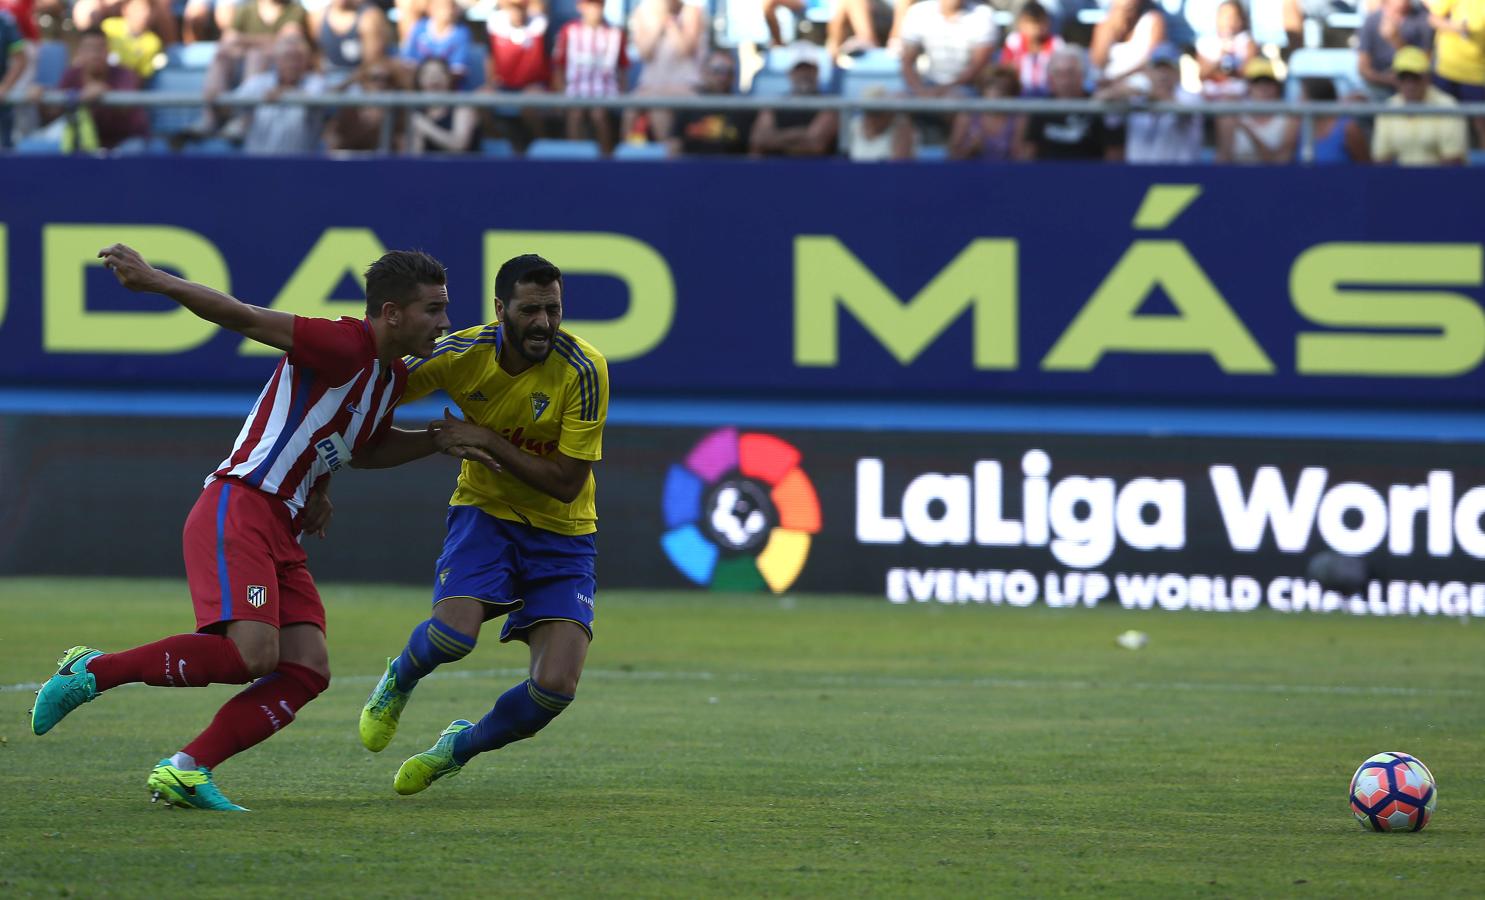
[3,158,1485,618]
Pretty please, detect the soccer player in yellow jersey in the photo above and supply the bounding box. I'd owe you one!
[357,253,610,795]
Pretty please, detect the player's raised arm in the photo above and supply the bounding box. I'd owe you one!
[98,243,295,351]
[430,408,589,503]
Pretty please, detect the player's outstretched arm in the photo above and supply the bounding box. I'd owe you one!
[98,243,295,352]
[351,425,502,472]
[431,408,589,503]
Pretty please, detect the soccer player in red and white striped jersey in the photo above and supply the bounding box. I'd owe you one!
[29,244,488,810]
[553,0,628,154]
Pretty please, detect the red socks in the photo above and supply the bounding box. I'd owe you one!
[182,662,330,769]
[89,633,252,692]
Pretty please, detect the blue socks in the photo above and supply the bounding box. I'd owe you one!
[391,619,476,690]
[453,679,573,765]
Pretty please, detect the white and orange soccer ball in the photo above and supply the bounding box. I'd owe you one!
[1350,752,1437,832]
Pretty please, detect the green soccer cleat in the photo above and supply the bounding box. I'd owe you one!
[31,646,103,736]
[147,760,249,811]
[394,719,472,796]
[360,658,413,753]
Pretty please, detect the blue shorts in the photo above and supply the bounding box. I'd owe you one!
[1432,75,1485,104]
[432,505,597,643]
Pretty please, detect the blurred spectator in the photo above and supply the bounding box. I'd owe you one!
[182,0,235,43]
[948,64,1019,160]
[1195,0,1254,98]
[312,0,392,77]
[200,0,310,132]
[407,55,480,152]
[669,48,753,156]
[999,2,1062,97]
[1358,0,1432,97]
[846,83,914,160]
[899,0,996,97]
[0,0,35,144]
[403,0,473,84]
[1303,78,1371,163]
[73,0,176,44]
[29,28,147,150]
[231,31,326,154]
[486,0,550,90]
[1428,0,1485,146]
[628,0,707,141]
[485,0,550,147]
[1090,0,1166,87]
[1022,46,1123,160]
[1109,45,1203,164]
[101,0,163,83]
[762,0,802,46]
[1215,57,1297,163]
[1374,44,1467,164]
[826,0,898,57]
[553,0,627,154]
[323,57,403,151]
[749,54,838,156]
[0,8,25,149]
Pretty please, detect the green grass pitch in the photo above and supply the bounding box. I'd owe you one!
[1,577,1481,898]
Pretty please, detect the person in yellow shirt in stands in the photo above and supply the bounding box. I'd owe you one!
[101,0,163,83]
[1374,46,1469,165]
[1430,0,1485,144]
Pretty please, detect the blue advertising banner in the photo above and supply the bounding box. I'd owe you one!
[2,157,1483,404]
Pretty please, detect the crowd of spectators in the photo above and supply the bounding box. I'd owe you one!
[0,0,1478,164]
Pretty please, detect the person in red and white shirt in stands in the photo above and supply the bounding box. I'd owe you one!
[484,0,550,144]
[553,0,627,154]
[999,1,1062,96]
[28,244,494,811]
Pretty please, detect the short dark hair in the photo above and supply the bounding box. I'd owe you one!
[494,254,562,304]
[364,250,446,317]
[1017,2,1050,23]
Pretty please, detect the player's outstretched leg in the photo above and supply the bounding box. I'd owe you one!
[360,617,476,752]
[168,661,330,780]
[30,646,103,736]
[393,678,573,795]
[393,719,473,795]
[147,759,249,811]
[32,633,254,736]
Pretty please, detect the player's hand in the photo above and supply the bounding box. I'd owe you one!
[429,407,490,452]
[97,244,166,293]
[301,485,334,539]
[445,443,502,474]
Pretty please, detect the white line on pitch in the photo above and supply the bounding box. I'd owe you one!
[1,666,1476,698]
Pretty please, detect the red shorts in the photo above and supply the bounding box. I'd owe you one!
[183,479,325,633]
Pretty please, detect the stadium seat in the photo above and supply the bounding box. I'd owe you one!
[480,137,515,157]
[464,43,488,90]
[149,68,209,136]
[915,144,948,162]
[182,136,240,155]
[166,41,219,70]
[526,138,602,159]
[111,136,172,155]
[15,131,62,154]
[749,70,793,98]
[613,141,667,161]
[35,41,69,87]
[1285,48,1362,100]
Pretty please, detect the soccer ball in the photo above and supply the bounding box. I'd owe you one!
[1349,752,1437,832]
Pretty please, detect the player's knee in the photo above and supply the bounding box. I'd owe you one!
[234,641,279,677]
[531,671,579,699]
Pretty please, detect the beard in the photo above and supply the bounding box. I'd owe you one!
[505,319,554,363]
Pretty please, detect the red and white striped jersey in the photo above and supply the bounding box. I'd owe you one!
[210,316,406,520]
[554,20,627,98]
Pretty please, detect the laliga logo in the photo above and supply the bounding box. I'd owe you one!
[661,428,822,593]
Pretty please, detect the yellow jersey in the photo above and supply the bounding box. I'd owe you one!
[1433,0,1485,85]
[403,322,608,535]
[100,18,163,81]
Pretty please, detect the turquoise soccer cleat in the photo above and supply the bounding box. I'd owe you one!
[147,760,249,811]
[394,720,472,796]
[31,646,103,736]
[359,658,413,753]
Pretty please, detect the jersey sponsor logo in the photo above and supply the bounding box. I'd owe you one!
[247,585,268,608]
[314,432,353,472]
[501,426,559,456]
[466,390,490,402]
[660,428,822,594]
[530,391,551,421]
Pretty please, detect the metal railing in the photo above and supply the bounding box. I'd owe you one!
[11,91,1485,161]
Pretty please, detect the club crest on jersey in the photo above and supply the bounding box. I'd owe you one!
[530,391,551,422]
[247,585,267,608]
